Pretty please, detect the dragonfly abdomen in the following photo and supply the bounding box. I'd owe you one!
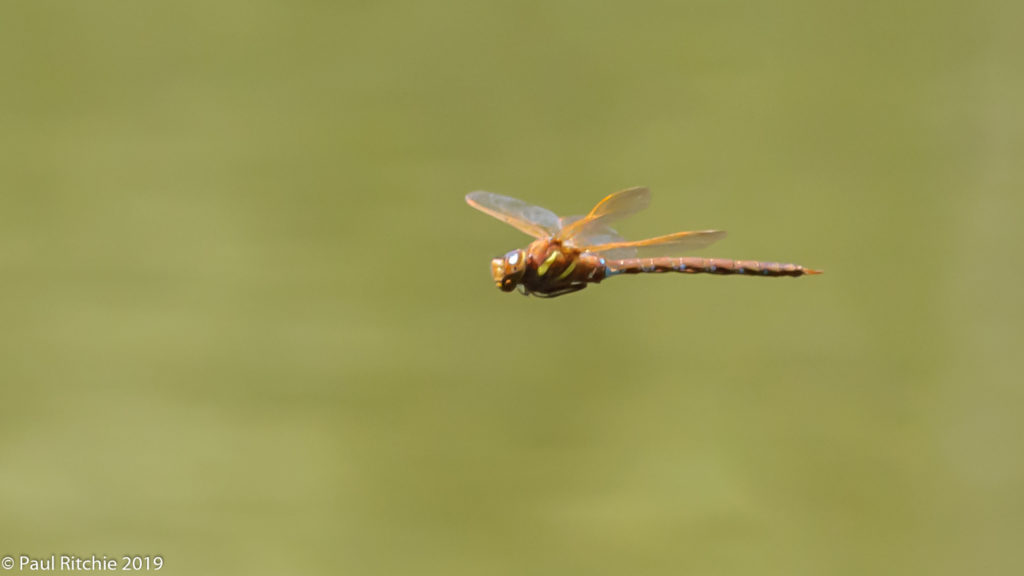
[605,257,821,277]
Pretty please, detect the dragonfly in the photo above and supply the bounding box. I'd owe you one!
[466,187,821,298]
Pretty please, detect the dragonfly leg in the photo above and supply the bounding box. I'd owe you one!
[531,285,587,298]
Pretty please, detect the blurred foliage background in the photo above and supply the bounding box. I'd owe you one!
[1,1,1022,574]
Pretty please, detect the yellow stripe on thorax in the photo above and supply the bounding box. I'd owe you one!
[554,259,577,281]
[536,251,560,276]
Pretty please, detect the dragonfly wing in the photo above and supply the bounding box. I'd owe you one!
[586,230,727,257]
[466,191,562,239]
[558,214,583,229]
[561,215,637,259]
[557,187,650,241]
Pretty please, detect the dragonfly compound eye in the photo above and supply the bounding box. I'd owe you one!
[491,250,526,292]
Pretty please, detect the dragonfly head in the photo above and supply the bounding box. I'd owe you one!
[491,249,527,292]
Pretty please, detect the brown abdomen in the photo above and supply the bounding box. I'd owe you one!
[605,257,822,277]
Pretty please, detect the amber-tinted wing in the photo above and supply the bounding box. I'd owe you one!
[556,187,650,242]
[466,191,562,239]
[559,215,636,259]
[585,230,727,257]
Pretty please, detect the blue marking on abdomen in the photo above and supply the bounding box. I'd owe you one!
[604,266,620,277]
[676,263,686,270]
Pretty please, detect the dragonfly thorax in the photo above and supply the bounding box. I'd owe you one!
[491,249,527,292]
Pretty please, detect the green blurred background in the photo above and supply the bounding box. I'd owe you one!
[1,1,1021,574]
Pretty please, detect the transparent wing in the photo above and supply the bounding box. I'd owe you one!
[465,191,562,239]
[556,187,650,241]
[558,215,582,229]
[559,215,637,259]
[585,230,727,257]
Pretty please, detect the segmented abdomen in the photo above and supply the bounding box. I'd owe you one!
[605,257,821,277]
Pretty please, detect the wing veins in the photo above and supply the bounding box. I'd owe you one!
[585,230,727,255]
[557,187,650,241]
[465,191,561,239]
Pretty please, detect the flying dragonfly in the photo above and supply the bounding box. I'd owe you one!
[466,187,821,298]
